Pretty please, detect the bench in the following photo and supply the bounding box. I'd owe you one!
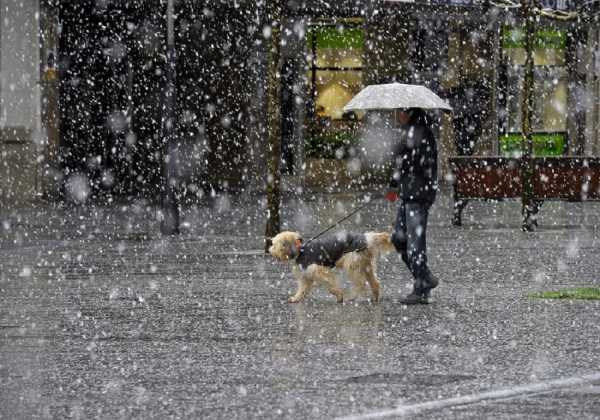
[449,156,600,229]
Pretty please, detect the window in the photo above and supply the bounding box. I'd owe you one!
[499,27,568,157]
[307,22,363,120]
[306,21,364,158]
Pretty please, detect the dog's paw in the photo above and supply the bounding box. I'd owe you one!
[288,296,300,303]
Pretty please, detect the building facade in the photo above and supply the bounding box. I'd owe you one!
[1,0,600,205]
[291,0,600,187]
[0,0,42,207]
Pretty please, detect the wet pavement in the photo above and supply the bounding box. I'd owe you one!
[2,191,600,419]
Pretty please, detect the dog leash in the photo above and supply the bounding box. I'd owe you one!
[303,197,375,246]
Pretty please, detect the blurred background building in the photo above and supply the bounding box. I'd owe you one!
[1,0,599,206]
[1,0,43,206]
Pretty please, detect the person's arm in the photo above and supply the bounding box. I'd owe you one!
[389,129,408,187]
[421,129,438,183]
[386,132,407,202]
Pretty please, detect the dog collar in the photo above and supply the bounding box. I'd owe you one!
[290,245,303,261]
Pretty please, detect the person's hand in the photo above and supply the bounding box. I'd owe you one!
[384,191,399,202]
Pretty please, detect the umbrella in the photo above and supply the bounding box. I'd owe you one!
[343,83,452,112]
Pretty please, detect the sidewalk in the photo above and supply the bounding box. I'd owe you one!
[1,192,600,419]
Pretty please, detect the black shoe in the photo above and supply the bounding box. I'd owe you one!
[400,293,429,305]
[429,276,440,290]
[427,275,439,291]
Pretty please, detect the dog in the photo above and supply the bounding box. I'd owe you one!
[268,230,395,303]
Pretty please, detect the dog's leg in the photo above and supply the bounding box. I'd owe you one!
[365,261,381,303]
[289,274,313,303]
[343,253,375,302]
[315,266,344,303]
[345,268,367,302]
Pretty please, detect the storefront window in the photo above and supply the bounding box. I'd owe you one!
[308,23,363,120]
[499,27,567,157]
[306,22,363,158]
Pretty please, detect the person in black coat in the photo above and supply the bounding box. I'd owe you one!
[445,80,489,156]
[385,108,439,304]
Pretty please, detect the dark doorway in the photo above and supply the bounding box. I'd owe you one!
[59,0,164,199]
[58,1,257,200]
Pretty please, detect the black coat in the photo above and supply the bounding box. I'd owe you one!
[295,232,367,270]
[390,123,438,205]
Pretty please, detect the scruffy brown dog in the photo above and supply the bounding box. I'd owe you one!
[268,231,395,303]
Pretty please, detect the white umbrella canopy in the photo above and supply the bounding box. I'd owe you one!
[343,83,453,112]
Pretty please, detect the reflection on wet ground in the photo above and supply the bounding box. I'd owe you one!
[1,193,600,418]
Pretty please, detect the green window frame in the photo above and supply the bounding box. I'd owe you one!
[306,21,364,158]
[499,26,568,157]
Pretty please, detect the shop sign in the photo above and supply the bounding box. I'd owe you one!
[500,133,566,157]
[502,27,566,50]
[388,0,577,10]
[387,0,481,4]
[419,0,478,4]
[538,0,577,11]
[310,26,364,49]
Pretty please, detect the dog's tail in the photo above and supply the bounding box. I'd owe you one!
[365,232,396,256]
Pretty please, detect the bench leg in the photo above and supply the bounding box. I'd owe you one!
[453,199,468,226]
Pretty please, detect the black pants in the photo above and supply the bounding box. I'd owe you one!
[391,200,436,295]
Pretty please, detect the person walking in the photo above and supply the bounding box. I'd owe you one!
[385,108,439,304]
[445,80,489,156]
